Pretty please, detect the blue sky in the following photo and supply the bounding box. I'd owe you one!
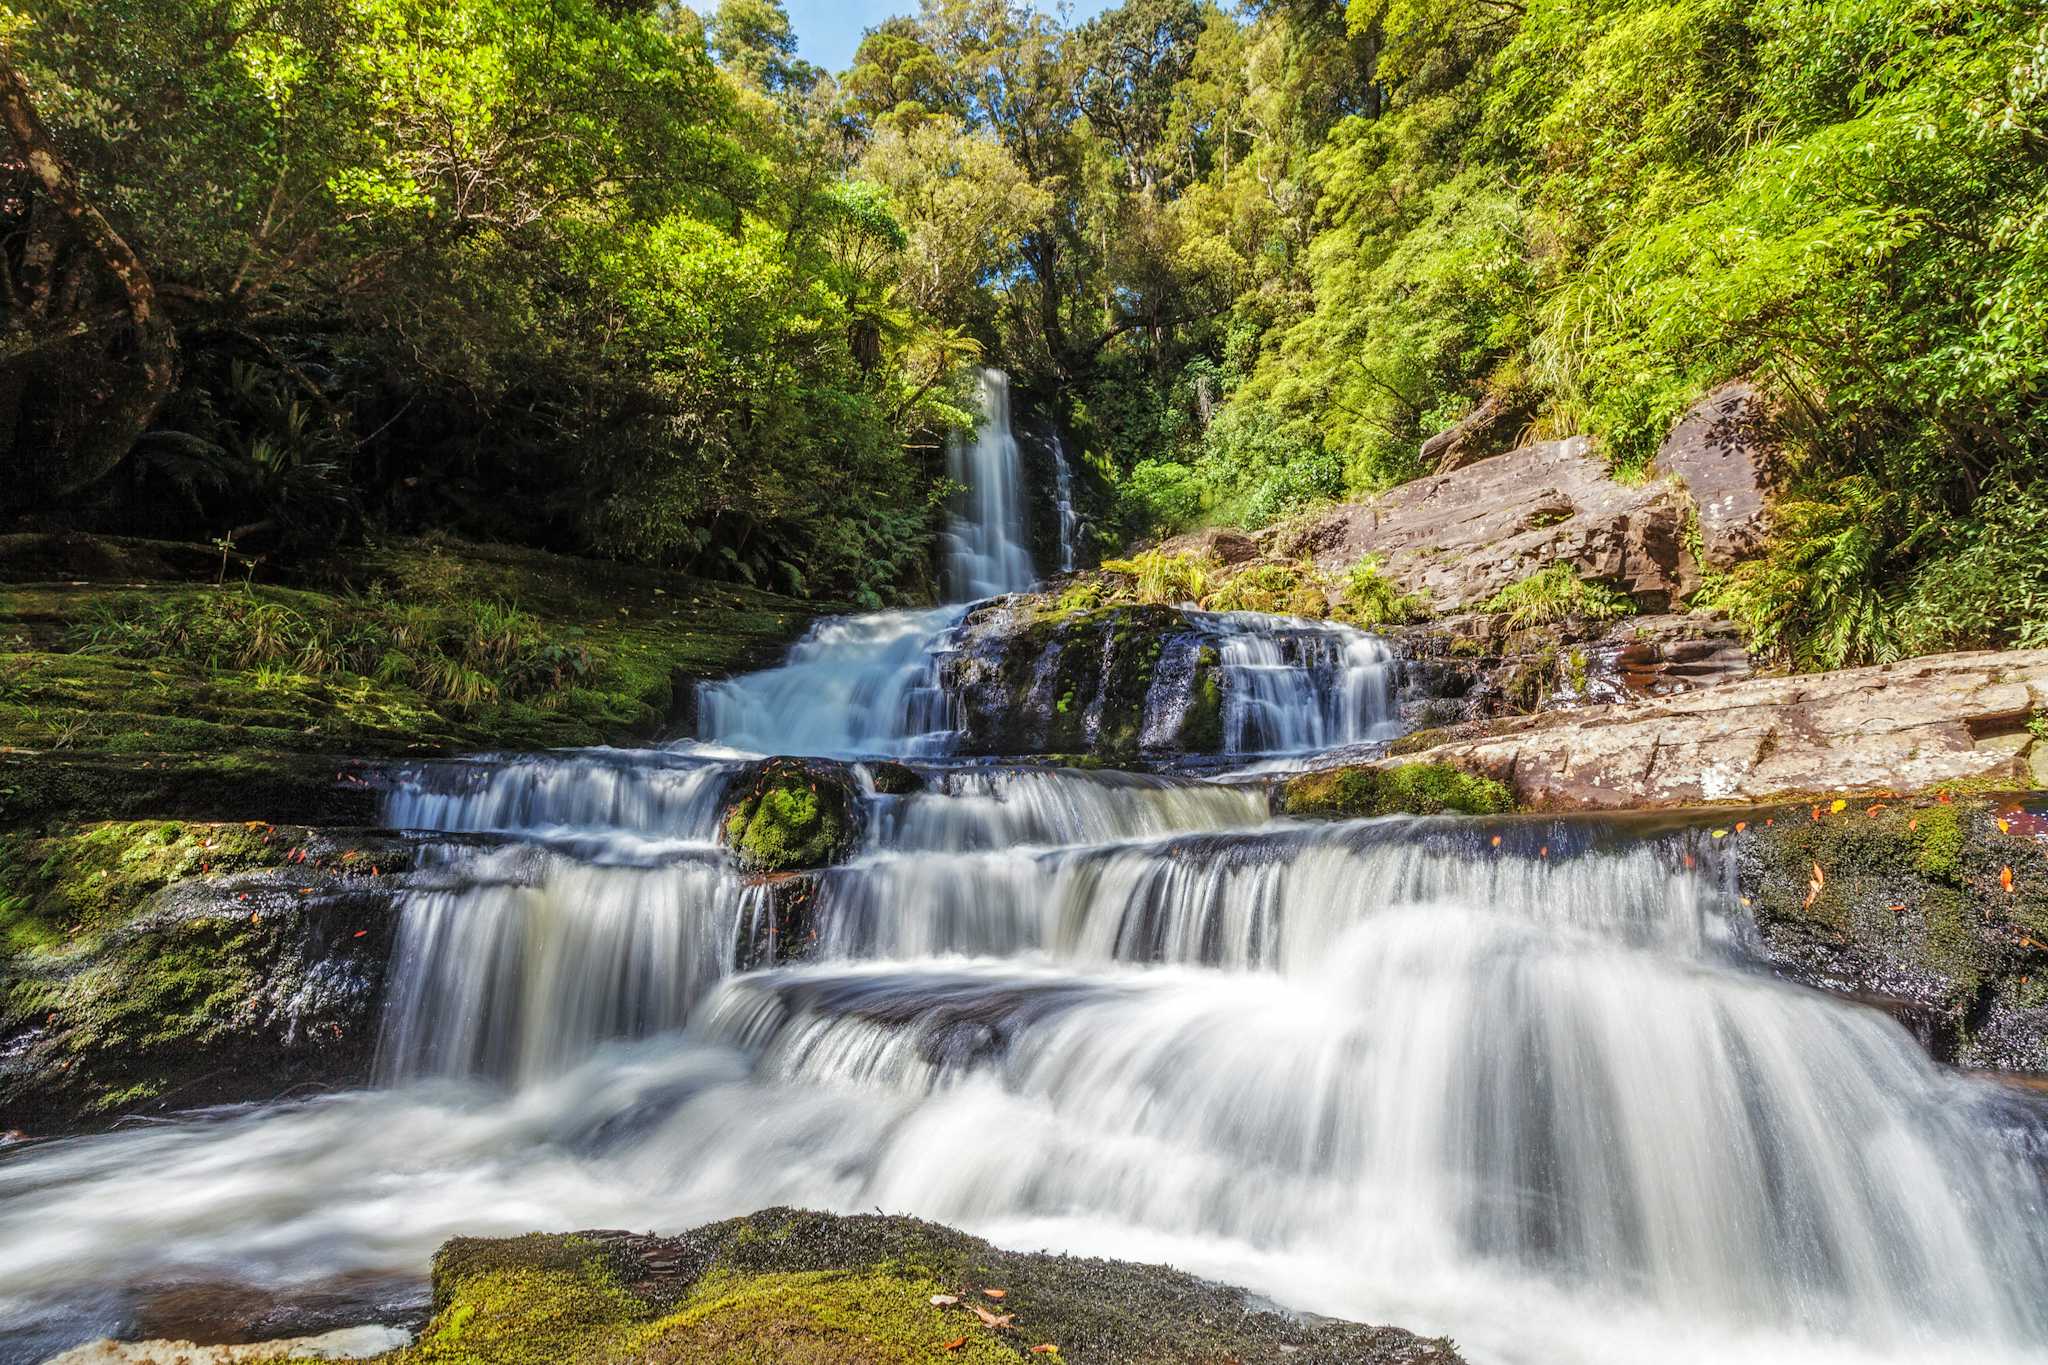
[785,1,1117,74]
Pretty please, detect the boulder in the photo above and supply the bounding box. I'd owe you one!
[1654,380,1775,567]
[1419,387,1535,475]
[720,757,860,872]
[1382,648,2048,810]
[1156,525,1261,566]
[1276,437,1701,613]
[418,1209,1465,1364]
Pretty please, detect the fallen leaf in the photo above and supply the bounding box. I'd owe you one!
[1830,799,1847,814]
[1998,818,2011,834]
[1939,791,1953,804]
[249,912,259,924]
[982,1289,1007,1301]
[930,1295,958,1307]
[1866,804,1884,817]
[1735,821,1747,833]
[1030,1347,1060,1356]
[353,929,368,938]
[1909,818,1919,831]
[942,1337,968,1352]
[1539,845,1549,859]
[1804,862,1826,910]
[1711,829,1728,839]
[1490,834,1501,848]
[969,1304,1015,1329]
[1888,903,1906,913]
[2002,866,2016,894]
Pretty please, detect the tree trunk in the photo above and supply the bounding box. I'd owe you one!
[0,44,177,496]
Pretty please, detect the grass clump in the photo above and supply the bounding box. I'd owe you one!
[1281,762,1514,820]
[1203,560,1328,617]
[1484,563,1637,629]
[1335,556,1427,629]
[1099,549,1215,605]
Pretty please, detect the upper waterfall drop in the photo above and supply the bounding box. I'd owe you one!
[1050,430,1082,573]
[944,368,1038,602]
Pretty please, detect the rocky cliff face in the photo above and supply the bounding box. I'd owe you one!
[1275,437,1702,613]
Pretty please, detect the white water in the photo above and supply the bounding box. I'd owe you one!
[1050,429,1082,572]
[1203,611,1402,757]
[944,367,1038,601]
[6,379,2048,1365]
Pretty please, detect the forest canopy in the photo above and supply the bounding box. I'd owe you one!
[3,0,2046,659]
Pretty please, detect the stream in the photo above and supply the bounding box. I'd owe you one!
[3,373,2047,1364]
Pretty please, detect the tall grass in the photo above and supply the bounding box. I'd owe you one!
[71,590,591,707]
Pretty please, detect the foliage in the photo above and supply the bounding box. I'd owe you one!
[1099,548,1215,604]
[1484,564,1638,630]
[70,588,588,709]
[1336,557,1427,629]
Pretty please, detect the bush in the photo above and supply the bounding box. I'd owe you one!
[1115,459,1206,537]
[1099,550,1216,605]
[1335,557,1427,629]
[1484,563,1637,629]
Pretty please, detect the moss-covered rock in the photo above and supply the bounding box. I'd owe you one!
[1279,763,1516,820]
[0,820,410,1131]
[722,760,858,873]
[384,1209,1463,1365]
[1736,795,2048,1072]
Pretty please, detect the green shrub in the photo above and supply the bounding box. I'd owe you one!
[1484,563,1637,629]
[1100,550,1216,605]
[1336,557,1427,629]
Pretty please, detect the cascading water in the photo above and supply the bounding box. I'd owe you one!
[1050,429,1082,572]
[6,376,2047,1365]
[944,367,1038,602]
[1203,611,1402,758]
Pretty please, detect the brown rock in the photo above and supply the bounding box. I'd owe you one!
[1155,526,1260,566]
[1279,437,1701,612]
[1420,388,1535,475]
[1654,381,1775,567]
[1379,649,2048,809]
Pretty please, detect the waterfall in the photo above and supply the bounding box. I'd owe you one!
[7,372,2048,1365]
[1203,612,1402,756]
[943,368,1037,602]
[1050,430,1082,572]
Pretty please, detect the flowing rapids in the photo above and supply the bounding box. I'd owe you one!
[4,372,2047,1365]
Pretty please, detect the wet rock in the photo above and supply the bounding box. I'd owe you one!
[0,823,414,1133]
[1654,381,1775,568]
[720,757,859,872]
[416,1209,1464,1364]
[1736,796,2048,1073]
[1381,649,2048,809]
[1276,437,1701,613]
[862,760,925,796]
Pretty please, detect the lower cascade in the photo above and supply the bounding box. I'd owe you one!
[3,376,2046,1365]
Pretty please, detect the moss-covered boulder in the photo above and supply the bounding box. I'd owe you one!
[383,1209,1463,1365]
[0,820,411,1132]
[1736,794,2048,1072]
[1279,762,1515,820]
[722,760,859,873]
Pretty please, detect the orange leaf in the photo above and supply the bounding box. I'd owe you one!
[1030,1348,1060,1356]
[2001,866,2016,895]
[1909,818,1919,831]
[982,1289,1007,1301]
[353,929,368,938]
[942,1337,967,1352]
[1804,862,1826,910]
[1998,818,2011,834]
[1490,835,1501,848]
[1865,804,1883,817]
[1735,821,1747,833]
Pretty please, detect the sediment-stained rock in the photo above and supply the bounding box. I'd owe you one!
[1378,649,2048,809]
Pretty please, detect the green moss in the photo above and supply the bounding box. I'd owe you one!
[1483,563,1637,628]
[1181,645,1224,752]
[724,762,855,873]
[1280,762,1514,820]
[639,1269,1020,1365]
[1910,802,1967,882]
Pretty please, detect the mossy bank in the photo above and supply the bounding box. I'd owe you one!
[377,1208,1463,1365]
